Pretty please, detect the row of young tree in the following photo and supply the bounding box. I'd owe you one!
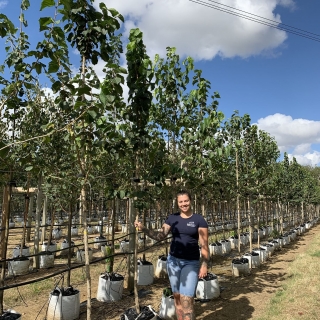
[1,0,319,209]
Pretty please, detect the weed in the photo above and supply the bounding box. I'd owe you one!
[310,251,320,257]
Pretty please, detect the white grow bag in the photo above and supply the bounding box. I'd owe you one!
[159,295,175,320]
[40,251,55,269]
[154,255,168,278]
[137,260,154,285]
[12,245,30,258]
[96,273,124,302]
[47,287,80,320]
[8,257,30,276]
[196,273,220,300]
[76,249,93,263]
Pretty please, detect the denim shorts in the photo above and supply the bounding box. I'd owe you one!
[166,254,200,297]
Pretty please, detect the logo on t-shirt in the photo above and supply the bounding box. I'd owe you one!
[187,221,196,227]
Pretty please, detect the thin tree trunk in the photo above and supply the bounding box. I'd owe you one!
[236,150,241,255]
[81,185,91,320]
[67,201,73,287]
[126,199,136,291]
[134,214,139,314]
[41,195,48,244]
[21,180,30,250]
[0,184,10,314]
[34,175,43,269]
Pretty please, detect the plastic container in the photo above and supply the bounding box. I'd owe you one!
[196,273,220,299]
[96,273,124,302]
[154,255,168,278]
[232,258,250,277]
[76,248,93,263]
[39,251,55,269]
[8,257,30,276]
[137,259,154,285]
[47,286,80,320]
[12,245,30,258]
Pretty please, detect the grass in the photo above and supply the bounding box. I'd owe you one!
[256,229,320,320]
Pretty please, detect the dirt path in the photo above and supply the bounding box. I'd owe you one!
[9,223,320,319]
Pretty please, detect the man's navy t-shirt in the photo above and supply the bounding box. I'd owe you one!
[165,213,208,260]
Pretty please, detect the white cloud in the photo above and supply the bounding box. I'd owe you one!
[256,114,320,148]
[41,87,56,99]
[293,144,311,155]
[0,1,8,9]
[256,113,320,166]
[278,0,296,10]
[96,0,294,60]
[288,152,320,167]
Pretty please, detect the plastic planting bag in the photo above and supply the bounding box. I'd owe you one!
[47,286,80,320]
[0,310,21,320]
[196,272,220,300]
[200,273,217,281]
[97,272,124,302]
[101,272,124,282]
[155,255,168,278]
[137,258,153,265]
[158,255,167,261]
[120,306,160,320]
[159,288,175,320]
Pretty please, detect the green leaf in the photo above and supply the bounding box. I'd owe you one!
[21,0,30,10]
[25,166,33,171]
[40,0,55,11]
[99,93,107,106]
[33,61,43,74]
[48,60,59,73]
[77,86,91,96]
[87,109,97,119]
[52,80,61,92]
[108,8,120,17]
[119,190,126,199]
[74,101,85,109]
[39,17,53,31]
[106,95,115,103]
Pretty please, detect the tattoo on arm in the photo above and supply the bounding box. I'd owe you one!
[141,224,170,241]
[200,255,209,267]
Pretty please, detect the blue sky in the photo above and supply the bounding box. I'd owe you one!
[1,0,320,166]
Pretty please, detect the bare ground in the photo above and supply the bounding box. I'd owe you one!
[5,223,320,320]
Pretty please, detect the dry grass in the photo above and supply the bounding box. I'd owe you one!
[256,231,320,320]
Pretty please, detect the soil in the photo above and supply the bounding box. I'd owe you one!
[4,223,320,320]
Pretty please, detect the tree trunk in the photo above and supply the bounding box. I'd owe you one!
[41,195,48,244]
[0,184,10,314]
[34,175,43,269]
[125,199,136,291]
